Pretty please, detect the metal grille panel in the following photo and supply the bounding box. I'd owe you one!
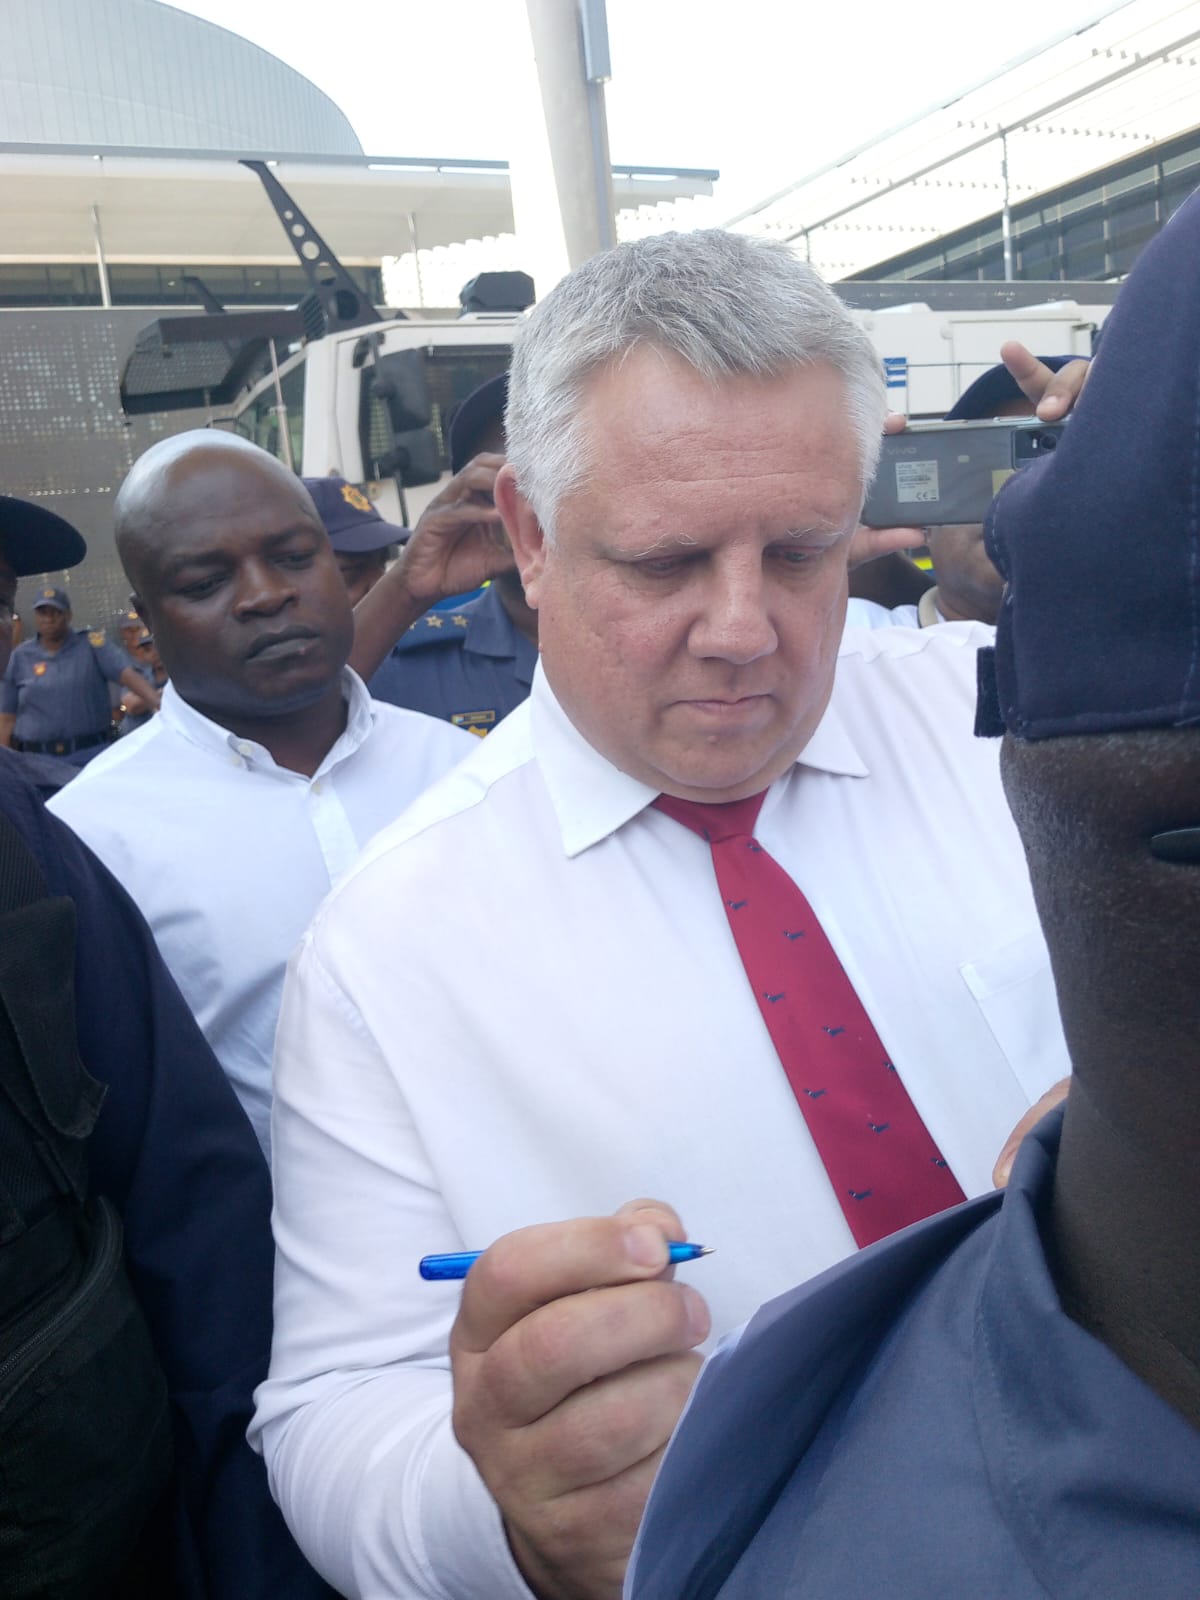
[0,309,210,630]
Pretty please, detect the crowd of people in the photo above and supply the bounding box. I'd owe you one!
[0,198,1196,1600]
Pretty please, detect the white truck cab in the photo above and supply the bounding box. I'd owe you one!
[233,313,519,528]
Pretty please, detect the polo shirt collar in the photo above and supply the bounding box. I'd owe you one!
[974,1112,1200,1594]
[31,629,85,662]
[463,586,538,684]
[530,663,869,859]
[158,668,375,779]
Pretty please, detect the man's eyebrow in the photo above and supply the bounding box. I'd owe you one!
[158,547,229,580]
[157,520,321,579]
[624,532,700,559]
[780,520,847,542]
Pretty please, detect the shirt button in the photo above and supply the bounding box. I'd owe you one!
[311,780,324,795]
[237,741,254,757]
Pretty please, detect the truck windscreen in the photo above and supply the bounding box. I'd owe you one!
[359,346,511,482]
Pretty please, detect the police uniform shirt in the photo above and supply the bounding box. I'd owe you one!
[1,629,127,744]
[368,582,537,737]
[628,1107,1200,1600]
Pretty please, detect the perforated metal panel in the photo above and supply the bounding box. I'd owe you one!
[0,309,211,631]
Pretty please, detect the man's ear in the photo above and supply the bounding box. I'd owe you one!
[494,465,548,608]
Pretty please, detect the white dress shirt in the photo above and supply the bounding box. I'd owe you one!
[48,672,469,1152]
[253,624,1070,1600]
[846,595,923,628]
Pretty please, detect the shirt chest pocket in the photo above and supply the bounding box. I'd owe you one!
[959,930,1070,1103]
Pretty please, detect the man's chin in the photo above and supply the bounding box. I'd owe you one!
[186,669,344,727]
[651,741,800,805]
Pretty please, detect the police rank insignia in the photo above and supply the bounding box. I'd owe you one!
[340,483,373,514]
[451,710,496,738]
[88,630,106,647]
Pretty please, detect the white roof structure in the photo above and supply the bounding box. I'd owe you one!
[0,145,715,269]
[725,0,1200,278]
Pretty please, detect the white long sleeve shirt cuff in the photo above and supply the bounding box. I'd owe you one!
[261,1375,535,1600]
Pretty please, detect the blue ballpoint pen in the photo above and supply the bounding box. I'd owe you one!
[419,1241,713,1281]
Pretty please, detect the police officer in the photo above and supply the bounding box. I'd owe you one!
[0,582,158,765]
[304,474,408,607]
[364,374,539,736]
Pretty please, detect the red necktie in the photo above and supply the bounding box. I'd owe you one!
[655,791,965,1247]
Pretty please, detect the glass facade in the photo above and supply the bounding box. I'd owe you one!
[853,126,1200,284]
[0,263,383,310]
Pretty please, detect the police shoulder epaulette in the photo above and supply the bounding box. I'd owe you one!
[392,613,467,652]
[87,628,106,647]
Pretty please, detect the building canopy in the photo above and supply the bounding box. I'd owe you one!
[727,0,1200,279]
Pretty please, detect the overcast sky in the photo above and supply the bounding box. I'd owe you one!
[168,0,1115,217]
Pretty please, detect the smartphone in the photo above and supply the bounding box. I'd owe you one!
[861,418,1065,528]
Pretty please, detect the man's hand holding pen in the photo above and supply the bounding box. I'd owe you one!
[449,1198,711,1600]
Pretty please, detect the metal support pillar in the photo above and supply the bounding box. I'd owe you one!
[407,212,426,308]
[91,205,112,307]
[1000,130,1014,282]
[522,0,617,272]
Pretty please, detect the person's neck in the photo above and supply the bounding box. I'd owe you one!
[1048,1068,1200,1431]
[494,570,539,645]
[928,585,998,626]
[194,677,349,779]
[40,635,66,654]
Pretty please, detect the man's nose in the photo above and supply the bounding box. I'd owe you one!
[233,560,297,617]
[689,565,777,664]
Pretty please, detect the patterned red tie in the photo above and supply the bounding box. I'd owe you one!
[655,791,965,1247]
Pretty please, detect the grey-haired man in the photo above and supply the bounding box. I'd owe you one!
[256,230,1079,1600]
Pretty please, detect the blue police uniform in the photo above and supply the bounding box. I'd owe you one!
[0,753,335,1598]
[368,582,537,735]
[629,1107,1200,1599]
[1,629,125,761]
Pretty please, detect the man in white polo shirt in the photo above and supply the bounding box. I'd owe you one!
[50,433,468,1153]
[255,231,1073,1600]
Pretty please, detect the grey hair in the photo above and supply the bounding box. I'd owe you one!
[505,229,887,538]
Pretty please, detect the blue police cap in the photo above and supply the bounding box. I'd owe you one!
[448,373,508,475]
[303,476,409,553]
[977,189,1200,741]
[0,497,86,577]
[33,585,71,612]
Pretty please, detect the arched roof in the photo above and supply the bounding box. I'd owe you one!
[0,0,363,156]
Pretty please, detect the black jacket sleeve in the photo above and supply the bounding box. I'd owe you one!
[0,752,337,1599]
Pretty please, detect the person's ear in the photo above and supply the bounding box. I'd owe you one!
[494,465,548,608]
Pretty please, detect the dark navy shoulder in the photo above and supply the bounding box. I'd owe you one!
[390,610,474,653]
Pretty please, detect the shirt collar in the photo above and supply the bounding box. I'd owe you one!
[462,585,538,683]
[974,1110,1200,1593]
[32,629,85,660]
[530,663,869,859]
[158,667,375,779]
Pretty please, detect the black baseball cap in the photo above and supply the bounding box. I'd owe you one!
[976,192,1200,741]
[0,496,87,576]
[946,356,1078,421]
[447,373,508,475]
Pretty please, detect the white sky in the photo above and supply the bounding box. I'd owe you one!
[167,0,1114,218]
